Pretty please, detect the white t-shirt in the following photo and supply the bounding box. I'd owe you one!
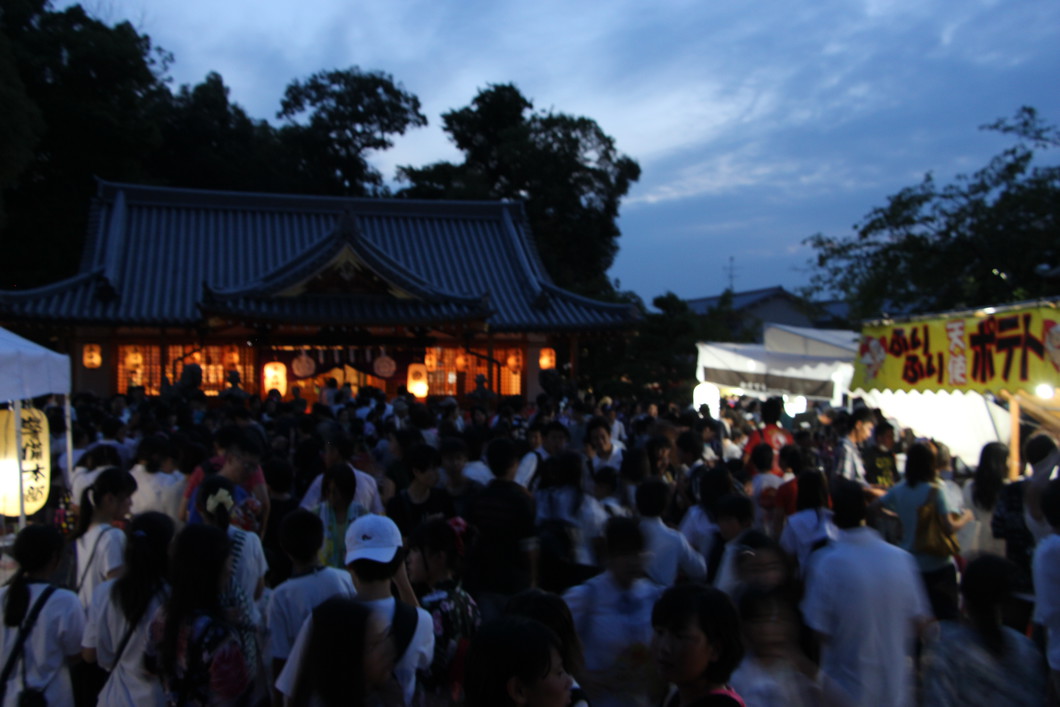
[0,583,84,707]
[779,508,839,572]
[801,526,932,707]
[639,517,706,586]
[227,526,267,625]
[76,524,125,610]
[462,460,493,486]
[678,505,719,559]
[275,596,434,706]
[535,487,608,566]
[299,466,384,514]
[267,567,356,660]
[70,467,104,509]
[81,579,166,705]
[1033,533,1060,670]
[129,464,184,516]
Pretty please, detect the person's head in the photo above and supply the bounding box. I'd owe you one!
[291,597,394,707]
[874,421,895,450]
[506,589,585,681]
[847,407,874,443]
[635,478,670,518]
[196,473,239,530]
[733,531,789,591]
[81,444,121,472]
[761,397,782,426]
[163,524,231,672]
[542,422,570,457]
[795,471,829,512]
[322,463,357,512]
[675,430,704,466]
[603,516,645,587]
[77,467,137,536]
[464,616,571,707]
[552,451,584,490]
[440,436,468,479]
[486,437,519,480]
[651,584,743,691]
[777,444,804,476]
[749,443,773,474]
[973,442,1009,511]
[738,586,800,660]
[345,514,404,586]
[591,466,620,501]
[406,442,441,489]
[961,554,1019,657]
[831,479,868,529]
[1041,478,1060,530]
[1025,433,1058,467]
[324,435,355,467]
[934,441,953,474]
[715,494,753,540]
[646,434,674,473]
[904,441,937,487]
[406,517,468,586]
[136,435,176,474]
[619,447,651,486]
[263,457,294,496]
[114,511,175,621]
[5,525,64,626]
[586,416,612,455]
[280,509,325,566]
[698,466,734,516]
[221,428,262,481]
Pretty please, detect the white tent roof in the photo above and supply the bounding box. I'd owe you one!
[762,323,859,357]
[0,328,70,400]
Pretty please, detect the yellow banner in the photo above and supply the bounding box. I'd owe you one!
[852,305,1060,394]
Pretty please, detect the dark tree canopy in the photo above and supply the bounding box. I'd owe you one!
[805,107,1060,320]
[398,83,640,297]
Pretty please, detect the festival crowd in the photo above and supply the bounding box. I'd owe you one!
[2,371,1059,707]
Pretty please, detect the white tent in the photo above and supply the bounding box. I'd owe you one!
[0,328,71,527]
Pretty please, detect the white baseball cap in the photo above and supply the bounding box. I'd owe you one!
[345,514,402,566]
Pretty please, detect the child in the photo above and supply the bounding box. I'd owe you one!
[386,443,456,537]
[464,616,573,707]
[74,467,136,609]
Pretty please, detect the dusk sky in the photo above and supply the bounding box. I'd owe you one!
[71,0,1060,304]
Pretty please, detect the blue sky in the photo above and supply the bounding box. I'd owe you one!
[74,0,1060,304]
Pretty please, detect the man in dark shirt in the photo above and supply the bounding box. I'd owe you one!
[385,443,455,537]
[464,437,538,621]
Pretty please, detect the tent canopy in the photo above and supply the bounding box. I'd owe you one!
[0,328,70,400]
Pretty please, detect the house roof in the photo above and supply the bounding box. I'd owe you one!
[686,286,797,315]
[0,180,636,333]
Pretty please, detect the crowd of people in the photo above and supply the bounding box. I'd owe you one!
[2,375,1060,707]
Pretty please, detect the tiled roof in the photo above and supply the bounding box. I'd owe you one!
[686,286,793,315]
[0,180,637,332]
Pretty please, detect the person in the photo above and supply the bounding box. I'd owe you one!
[147,524,250,706]
[286,597,395,707]
[315,464,369,568]
[386,443,456,537]
[833,407,874,487]
[679,467,733,561]
[563,517,664,707]
[1033,478,1060,700]
[464,438,538,621]
[129,436,184,516]
[636,479,706,586]
[299,435,385,515]
[535,451,608,592]
[1023,433,1059,544]
[74,467,136,609]
[182,428,266,533]
[586,416,624,474]
[651,584,745,707]
[464,616,573,707]
[708,495,755,596]
[82,511,175,706]
[0,525,85,706]
[962,442,1008,556]
[506,590,591,707]
[802,480,933,707]
[278,514,433,706]
[778,471,837,574]
[406,517,481,706]
[922,554,1046,706]
[267,509,356,684]
[861,421,898,488]
[439,436,484,519]
[878,441,972,621]
[747,444,785,535]
[742,397,792,477]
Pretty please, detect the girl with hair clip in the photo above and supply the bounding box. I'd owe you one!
[73,467,137,610]
[406,516,481,706]
[506,589,590,707]
[0,525,84,706]
[464,616,573,707]
[194,474,267,698]
[147,524,250,706]
[288,597,396,707]
[81,511,175,705]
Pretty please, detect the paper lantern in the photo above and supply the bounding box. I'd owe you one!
[263,361,288,397]
[124,346,144,370]
[407,363,429,398]
[538,347,556,370]
[82,344,102,369]
[506,350,523,373]
[424,348,439,372]
[455,352,469,372]
[0,408,50,517]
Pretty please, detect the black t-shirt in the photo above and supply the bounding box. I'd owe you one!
[386,487,456,537]
[464,479,536,595]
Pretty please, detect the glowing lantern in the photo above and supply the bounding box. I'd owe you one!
[0,408,50,517]
[223,345,241,368]
[407,363,429,398]
[506,350,523,374]
[455,352,469,372]
[538,347,556,370]
[124,346,144,370]
[424,348,439,372]
[82,344,102,369]
[263,361,288,397]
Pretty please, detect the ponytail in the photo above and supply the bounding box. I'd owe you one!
[73,467,137,540]
[5,526,63,626]
[196,474,237,530]
[113,512,175,622]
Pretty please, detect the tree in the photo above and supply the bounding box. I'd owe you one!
[804,107,1060,320]
[398,83,640,297]
[278,67,427,195]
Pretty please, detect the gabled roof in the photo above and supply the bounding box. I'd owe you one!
[686,286,797,315]
[0,180,636,332]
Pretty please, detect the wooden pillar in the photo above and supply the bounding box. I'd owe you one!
[487,333,495,395]
[1010,394,1021,480]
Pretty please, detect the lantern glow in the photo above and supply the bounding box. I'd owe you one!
[407,363,429,398]
[538,347,556,370]
[506,350,523,373]
[82,344,102,369]
[0,408,50,517]
[424,348,439,372]
[263,361,288,397]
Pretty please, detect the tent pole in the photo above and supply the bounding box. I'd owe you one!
[63,397,74,489]
[13,401,25,530]
[1009,395,1021,481]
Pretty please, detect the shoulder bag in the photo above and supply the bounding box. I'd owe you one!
[913,487,960,558]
